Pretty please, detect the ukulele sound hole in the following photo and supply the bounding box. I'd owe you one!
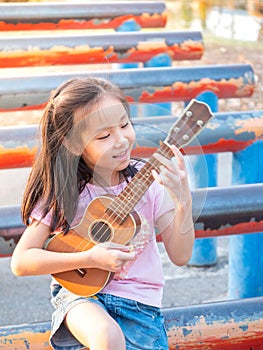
[89,221,112,243]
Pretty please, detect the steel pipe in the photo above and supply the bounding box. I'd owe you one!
[1,110,263,170]
[0,64,255,111]
[192,183,263,238]
[0,31,203,68]
[1,296,263,349]
[164,296,263,349]
[0,1,166,30]
[1,184,263,256]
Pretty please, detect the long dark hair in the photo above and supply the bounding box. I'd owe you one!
[21,77,138,233]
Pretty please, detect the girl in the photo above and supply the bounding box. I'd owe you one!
[11,77,194,350]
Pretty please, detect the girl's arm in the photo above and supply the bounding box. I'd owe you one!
[11,219,135,277]
[153,144,195,266]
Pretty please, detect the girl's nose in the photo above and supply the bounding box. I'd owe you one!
[114,130,127,147]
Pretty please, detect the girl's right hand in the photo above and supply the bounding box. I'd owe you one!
[87,242,136,272]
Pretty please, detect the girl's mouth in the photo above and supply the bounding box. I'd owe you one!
[113,150,129,160]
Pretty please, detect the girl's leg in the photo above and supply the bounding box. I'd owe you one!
[64,301,126,350]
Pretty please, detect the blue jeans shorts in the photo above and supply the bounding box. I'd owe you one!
[50,285,168,350]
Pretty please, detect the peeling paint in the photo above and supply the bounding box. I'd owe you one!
[0,326,52,349]
[0,145,37,169]
[1,112,263,169]
[235,117,263,138]
[166,317,263,349]
[1,313,263,350]
[138,78,254,104]
[0,14,167,32]
[195,220,263,238]
[0,102,46,113]
[0,40,203,68]
[0,237,18,257]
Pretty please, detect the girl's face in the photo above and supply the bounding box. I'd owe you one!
[80,95,136,184]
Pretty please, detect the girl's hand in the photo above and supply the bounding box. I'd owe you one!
[87,242,136,272]
[152,144,195,266]
[152,144,192,208]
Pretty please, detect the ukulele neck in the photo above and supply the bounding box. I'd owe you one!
[105,142,173,223]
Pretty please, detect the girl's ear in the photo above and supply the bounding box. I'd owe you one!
[62,137,83,156]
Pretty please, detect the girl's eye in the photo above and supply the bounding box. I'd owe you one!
[97,133,110,140]
[121,122,129,128]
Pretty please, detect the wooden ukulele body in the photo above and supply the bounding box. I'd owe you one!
[45,195,139,296]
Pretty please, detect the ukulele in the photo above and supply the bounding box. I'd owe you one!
[44,99,213,296]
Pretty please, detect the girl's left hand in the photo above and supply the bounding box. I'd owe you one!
[152,143,191,208]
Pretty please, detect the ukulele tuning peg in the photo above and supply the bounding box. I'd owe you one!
[182,134,189,141]
[186,111,193,117]
[196,120,204,127]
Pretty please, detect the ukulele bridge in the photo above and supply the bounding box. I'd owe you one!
[76,268,87,278]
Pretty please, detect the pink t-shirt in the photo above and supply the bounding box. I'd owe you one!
[32,163,176,307]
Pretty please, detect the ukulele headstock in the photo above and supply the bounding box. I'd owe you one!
[165,99,214,148]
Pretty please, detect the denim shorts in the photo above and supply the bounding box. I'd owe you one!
[50,285,168,350]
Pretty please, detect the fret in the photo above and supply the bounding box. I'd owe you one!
[156,142,174,160]
[106,165,155,222]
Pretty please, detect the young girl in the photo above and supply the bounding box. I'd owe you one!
[11,77,194,350]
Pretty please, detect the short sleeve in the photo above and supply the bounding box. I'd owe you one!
[152,181,176,226]
[30,202,52,227]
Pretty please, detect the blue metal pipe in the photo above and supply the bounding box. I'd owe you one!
[0,64,254,110]
[115,17,140,113]
[1,110,263,170]
[143,54,173,116]
[164,296,263,349]
[0,30,203,52]
[1,296,263,349]
[1,184,263,256]
[188,91,218,266]
[229,140,263,299]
